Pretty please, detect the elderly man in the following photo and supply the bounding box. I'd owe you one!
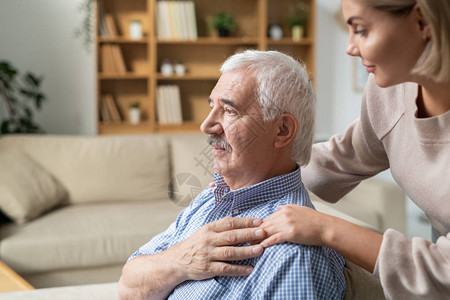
[118,50,345,299]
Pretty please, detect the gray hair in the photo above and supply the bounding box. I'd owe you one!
[220,50,316,166]
[358,0,450,82]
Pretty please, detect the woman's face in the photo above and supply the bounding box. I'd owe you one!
[342,0,429,87]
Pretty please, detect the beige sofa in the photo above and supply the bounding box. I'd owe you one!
[0,133,405,294]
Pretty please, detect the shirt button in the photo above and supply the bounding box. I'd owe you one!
[233,209,239,215]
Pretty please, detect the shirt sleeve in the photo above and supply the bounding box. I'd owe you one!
[374,229,450,299]
[246,245,346,300]
[301,75,390,203]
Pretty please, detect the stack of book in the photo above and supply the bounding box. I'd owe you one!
[98,1,120,38]
[156,85,183,124]
[100,94,123,123]
[101,44,127,74]
[156,1,198,40]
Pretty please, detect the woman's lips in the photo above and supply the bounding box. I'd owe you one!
[365,65,375,73]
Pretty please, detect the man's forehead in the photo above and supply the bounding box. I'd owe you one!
[210,72,256,106]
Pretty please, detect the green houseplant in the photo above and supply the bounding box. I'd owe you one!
[0,61,46,134]
[286,2,309,41]
[210,12,236,37]
[129,101,141,124]
[74,0,97,52]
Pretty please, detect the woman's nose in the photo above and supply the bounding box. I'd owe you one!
[346,42,360,57]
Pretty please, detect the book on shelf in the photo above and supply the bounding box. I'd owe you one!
[102,94,123,123]
[110,45,127,73]
[156,1,197,40]
[101,45,115,73]
[104,14,119,37]
[100,97,111,123]
[97,0,109,37]
[100,44,127,74]
[156,85,183,124]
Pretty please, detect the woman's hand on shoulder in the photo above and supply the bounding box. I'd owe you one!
[259,204,330,248]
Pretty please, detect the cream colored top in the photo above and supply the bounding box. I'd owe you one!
[302,74,450,299]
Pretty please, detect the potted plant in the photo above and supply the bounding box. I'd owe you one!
[74,0,97,52]
[174,61,186,76]
[129,101,141,124]
[0,61,46,134]
[286,2,309,41]
[210,12,236,37]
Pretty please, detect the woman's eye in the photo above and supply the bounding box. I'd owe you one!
[354,25,367,36]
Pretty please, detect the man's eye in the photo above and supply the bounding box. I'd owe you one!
[225,107,236,115]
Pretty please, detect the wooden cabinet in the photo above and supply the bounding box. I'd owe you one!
[96,0,315,134]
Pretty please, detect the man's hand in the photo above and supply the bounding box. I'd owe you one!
[119,217,265,300]
[170,216,265,281]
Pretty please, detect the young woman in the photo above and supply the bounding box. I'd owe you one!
[260,0,450,298]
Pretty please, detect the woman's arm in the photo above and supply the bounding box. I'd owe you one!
[259,204,382,272]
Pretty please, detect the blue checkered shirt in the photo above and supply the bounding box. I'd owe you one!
[130,167,346,299]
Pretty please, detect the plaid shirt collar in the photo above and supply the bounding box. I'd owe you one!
[212,165,303,214]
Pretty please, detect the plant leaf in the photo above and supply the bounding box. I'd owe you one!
[24,73,41,87]
[1,120,11,134]
[24,107,33,118]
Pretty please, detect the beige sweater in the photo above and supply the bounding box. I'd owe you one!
[302,74,450,299]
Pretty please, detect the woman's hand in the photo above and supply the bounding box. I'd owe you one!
[260,203,383,273]
[259,204,330,248]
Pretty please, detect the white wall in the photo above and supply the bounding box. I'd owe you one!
[0,0,361,137]
[315,0,364,139]
[0,0,96,135]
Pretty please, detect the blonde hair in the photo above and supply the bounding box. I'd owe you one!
[359,0,450,82]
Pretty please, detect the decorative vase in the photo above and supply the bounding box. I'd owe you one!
[161,60,173,76]
[292,25,304,41]
[129,108,140,124]
[129,20,143,40]
[175,63,185,76]
[218,29,229,37]
[269,24,283,40]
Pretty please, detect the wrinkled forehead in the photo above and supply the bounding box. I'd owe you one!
[212,71,259,110]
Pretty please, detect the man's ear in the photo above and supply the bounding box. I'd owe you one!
[413,3,431,40]
[274,113,298,149]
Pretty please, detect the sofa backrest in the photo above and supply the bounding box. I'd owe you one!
[0,134,170,205]
[167,133,214,206]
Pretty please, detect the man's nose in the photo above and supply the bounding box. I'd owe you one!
[200,109,223,135]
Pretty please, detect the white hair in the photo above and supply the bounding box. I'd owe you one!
[220,50,316,166]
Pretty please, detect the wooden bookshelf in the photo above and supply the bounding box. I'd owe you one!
[96,0,316,134]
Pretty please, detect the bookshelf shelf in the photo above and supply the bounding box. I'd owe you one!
[156,37,259,45]
[267,38,314,45]
[156,74,220,80]
[99,73,149,80]
[157,121,203,133]
[99,37,149,44]
[96,0,316,135]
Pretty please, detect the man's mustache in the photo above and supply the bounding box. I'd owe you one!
[207,135,232,152]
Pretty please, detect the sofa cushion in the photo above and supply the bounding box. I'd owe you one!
[0,200,183,274]
[0,282,118,300]
[0,135,169,204]
[0,150,68,224]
